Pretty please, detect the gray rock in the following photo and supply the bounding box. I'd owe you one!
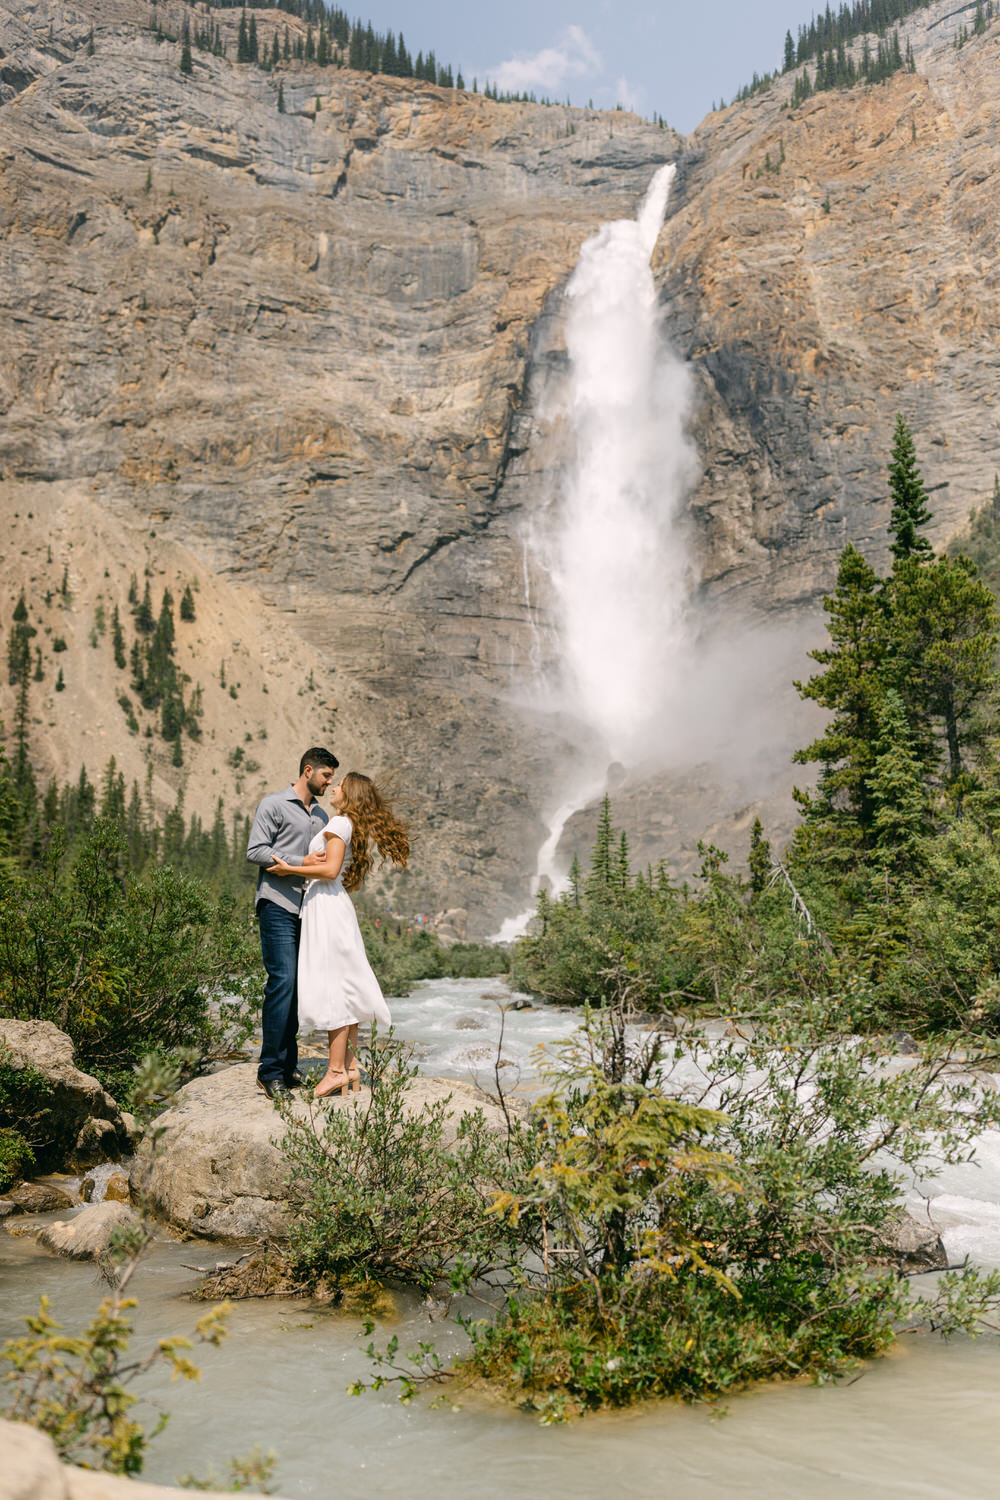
[36,1201,140,1261]
[454,1014,487,1030]
[877,1210,948,1270]
[0,1182,75,1215]
[0,1021,128,1170]
[130,1063,511,1241]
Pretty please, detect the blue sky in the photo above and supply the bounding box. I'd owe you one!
[363,1,811,134]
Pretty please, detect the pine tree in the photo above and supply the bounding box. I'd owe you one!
[888,415,934,563]
[868,690,932,869]
[793,543,889,841]
[180,17,193,75]
[111,605,126,668]
[888,554,999,783]
[237,8,250,64]
[783,29,795,70]
[585,797,617,899]
[277,80,285,113]
[134,578,155,634]
[748,817,772,895]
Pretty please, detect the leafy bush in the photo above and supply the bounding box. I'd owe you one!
[0,819,258,1094]
[352,974,1000,1414]
[1,1294,230,1474]
[280,1036,532,1293]
[0,1044,53,1189]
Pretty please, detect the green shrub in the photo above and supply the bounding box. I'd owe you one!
[280,1036,533,1293]
[0,819,258,1092]
[352,975,1000,1414]
[0,1045,53,1187]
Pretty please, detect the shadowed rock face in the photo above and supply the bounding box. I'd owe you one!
[2,0,999,929]
[658,3,1000,610]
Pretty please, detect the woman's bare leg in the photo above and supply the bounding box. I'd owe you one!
[315,1026,350,1096]
[346,1025,360,1091]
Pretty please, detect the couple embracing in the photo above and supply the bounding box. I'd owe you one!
[246,748,409,1100]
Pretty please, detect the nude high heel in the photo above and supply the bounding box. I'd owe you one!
[314,1070,350,1098]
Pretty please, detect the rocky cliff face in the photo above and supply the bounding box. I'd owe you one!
[1,0,998,929]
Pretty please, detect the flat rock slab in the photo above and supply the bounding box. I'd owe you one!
[130,1063,511,1242]
[36,1201,139,1261]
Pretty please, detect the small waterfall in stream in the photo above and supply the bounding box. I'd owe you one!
[496,164,698,938]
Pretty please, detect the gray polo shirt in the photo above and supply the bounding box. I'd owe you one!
[246,785,329,914]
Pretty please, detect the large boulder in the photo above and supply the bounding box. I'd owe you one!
[36,1201,141,1262]
[0,1020,130,1170]
[130,1063,512,1242]
[0,1419,292,1500]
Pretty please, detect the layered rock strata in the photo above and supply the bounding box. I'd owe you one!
[2,0,999,924]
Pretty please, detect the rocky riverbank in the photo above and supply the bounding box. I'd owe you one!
[129,1061,511,1240]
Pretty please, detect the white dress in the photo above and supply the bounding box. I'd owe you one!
[296,815,391,1031]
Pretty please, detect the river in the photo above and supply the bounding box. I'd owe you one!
[3,977,1000,1498]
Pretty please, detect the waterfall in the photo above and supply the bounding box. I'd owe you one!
[542,161,697,763]
[494,164,697,940]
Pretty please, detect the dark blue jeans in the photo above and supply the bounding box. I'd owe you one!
[257,900,301,1084]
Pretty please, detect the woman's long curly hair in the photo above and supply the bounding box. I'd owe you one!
[337,772,410,893]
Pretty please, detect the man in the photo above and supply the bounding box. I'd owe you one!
[246,747,339,1098]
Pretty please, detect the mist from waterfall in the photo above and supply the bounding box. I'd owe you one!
[537,161,698,766]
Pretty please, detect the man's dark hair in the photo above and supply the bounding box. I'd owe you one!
[300,746,339,775]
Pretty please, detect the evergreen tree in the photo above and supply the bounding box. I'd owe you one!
[585,797,617,899]
[888,414,934,564]
[888,554,999,783]
[248,14,259,65]
[793,543,889,842]
[111,605,126,669]
[237,8,250,64]
[277,80,285,113]
[7,593,35,684]
[180,17,192,74]
[748,817,772,895]
[134,579,155,635]
[868,690,932,870]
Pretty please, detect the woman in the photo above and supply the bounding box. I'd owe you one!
[267,772,409,1097]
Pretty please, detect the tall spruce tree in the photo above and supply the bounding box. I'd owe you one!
[888,415,934,563]
[793,543,889,843]
[888,554,999,783]
[585,796,617,899]
[868,690,932,871]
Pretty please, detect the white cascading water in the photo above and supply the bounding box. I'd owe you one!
[543,161,698,762]
[494,164,697,940]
